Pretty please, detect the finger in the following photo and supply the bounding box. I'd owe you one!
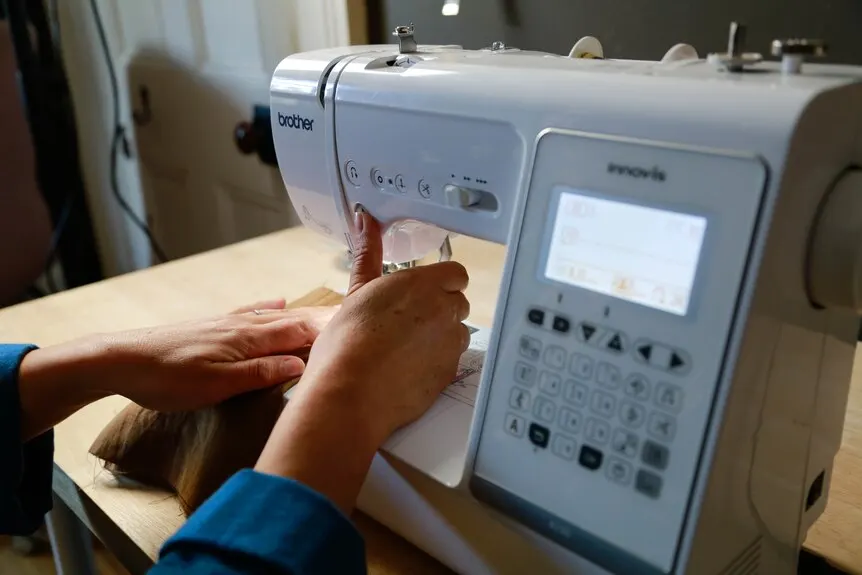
[347,208,383,296]
[231,299,287,315]
[259,317,320,353]
[451,293,470,322]
[415,261,469,293]
[233,355,307,390]
[459,323,472,352]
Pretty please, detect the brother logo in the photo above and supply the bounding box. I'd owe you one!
[278,112,315,132]
[607,162,667,182]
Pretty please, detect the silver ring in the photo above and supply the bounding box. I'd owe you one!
[253,309,263,316]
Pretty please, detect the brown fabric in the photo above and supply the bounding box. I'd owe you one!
[89,288,344,515]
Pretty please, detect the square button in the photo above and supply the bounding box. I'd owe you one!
[605,457,633,486]
[552,434,577,461]
[519,336,542,362]
[590,390,616,418]
[553,316,571,334]
[509,387,531,412]
[504,413,525,438]
[611,428,639,459]
[636,469,663,499]
[543,346,567,370]
[655,382,684,413]
[642,440,670,471]
[563,380,588,407]
[578,445,604,470]
[529,423,550,449]
[596,362,622,389]
[514,362,536,387]
[569,353,594,380]
[558,407,583,434]
[585,418,610,445]
[527,308,545,327]
[619,400,646,429]
[648,411,677,442]
[624,374,651,401]
[539,371,562,396]
[533,397,557,423]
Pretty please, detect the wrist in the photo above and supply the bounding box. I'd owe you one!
[255,372,383,514]
[18,336,113,440]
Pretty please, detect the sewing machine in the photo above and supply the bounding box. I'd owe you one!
[269,23,862,575]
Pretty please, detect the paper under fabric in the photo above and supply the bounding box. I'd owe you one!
[89,288,344,515]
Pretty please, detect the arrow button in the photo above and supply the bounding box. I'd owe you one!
[636,344,653,363]
[668,350,691,374]
[579,323,597,343]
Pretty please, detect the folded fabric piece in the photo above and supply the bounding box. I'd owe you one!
[89,287,344,515]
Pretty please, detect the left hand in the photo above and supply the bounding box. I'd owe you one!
[18,299,338,439]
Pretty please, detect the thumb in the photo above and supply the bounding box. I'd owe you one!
[347,208,383,296]
[236,355,307,390]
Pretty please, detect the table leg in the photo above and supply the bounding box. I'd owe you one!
[46,492,97,575]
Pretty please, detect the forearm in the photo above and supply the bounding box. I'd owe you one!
[18,336,112,441]
[255,372,384,515]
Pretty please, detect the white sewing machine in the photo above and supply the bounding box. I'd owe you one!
[270,23,862,575]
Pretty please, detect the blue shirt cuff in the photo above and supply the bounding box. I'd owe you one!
[158,469,366,575]
[0,344,54,535]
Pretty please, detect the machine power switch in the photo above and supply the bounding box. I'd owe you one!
[444,184,483,208]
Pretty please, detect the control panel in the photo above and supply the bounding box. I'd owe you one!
[471,130,767,574]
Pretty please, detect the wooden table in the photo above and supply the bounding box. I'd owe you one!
[0,227,859,574]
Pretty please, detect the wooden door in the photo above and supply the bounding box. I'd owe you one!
[60,0,364,275]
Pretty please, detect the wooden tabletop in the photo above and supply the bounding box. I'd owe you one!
[0,226,859,573]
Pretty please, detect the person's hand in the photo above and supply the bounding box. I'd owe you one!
[256,210,470,512]
[93,301,339,412]
[17,300,338,440]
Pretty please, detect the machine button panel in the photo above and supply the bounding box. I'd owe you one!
[642,440,670,470]
[539,371,562,396]
[504,413,525,438]
[563,380,588,407]
[552,434,577,461]
[527,308,546,327]
[635,469,663,499]
[543,346,567,370]
[606,457,633,486]
[502,308,693,501]
[345,160,360,186]
[529,423,550,449]
[569,353,594,379]
[633,338,692,376]
[579,445,604,470]
[552,315,571,334]
[514,362,536,387]
[509,387,531,412]
[519,336,542,361]
[533,397,557,423]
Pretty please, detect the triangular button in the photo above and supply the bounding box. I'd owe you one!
[670,352,686,370]
[637,345,653,362]
[581,324,597,342]
[607,334,624,352]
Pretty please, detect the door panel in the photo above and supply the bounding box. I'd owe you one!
[62,0,359,275]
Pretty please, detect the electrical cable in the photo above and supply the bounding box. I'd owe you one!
[88,0,169,264]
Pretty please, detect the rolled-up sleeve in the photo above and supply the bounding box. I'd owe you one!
[154,469,367,575]
[0,344,54,535]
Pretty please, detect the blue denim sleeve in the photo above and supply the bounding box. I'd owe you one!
[0,344,54,536]
[153,469,367,575]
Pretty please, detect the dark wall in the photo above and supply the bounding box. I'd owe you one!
[375,0,862,64]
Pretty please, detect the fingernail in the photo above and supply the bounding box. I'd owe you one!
[354,209,365,233]
[284,356,306,378]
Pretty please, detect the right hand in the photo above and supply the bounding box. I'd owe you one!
[296,211,471,444]
[255,210,471,512]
